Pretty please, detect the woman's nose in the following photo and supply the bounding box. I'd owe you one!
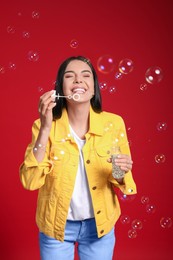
[74,75,82,83]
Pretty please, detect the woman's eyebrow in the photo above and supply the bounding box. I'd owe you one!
[81,70,92,74]
[64,70,92,74]
[64,70,75,74]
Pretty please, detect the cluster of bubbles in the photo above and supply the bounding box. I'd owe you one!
[99,81,116,94]
[120,195,172,239]
[0,62,17,74]
[154,121,167,164]
[140,66,163,91]
[96,55,134,94]
[4,10,41,72]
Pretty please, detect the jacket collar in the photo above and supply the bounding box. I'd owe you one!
[54,107,103,141]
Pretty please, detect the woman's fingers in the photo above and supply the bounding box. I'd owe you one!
[39,90,55,115]
[107,154,133,172]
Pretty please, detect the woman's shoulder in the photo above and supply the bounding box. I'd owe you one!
[100,110,124,122]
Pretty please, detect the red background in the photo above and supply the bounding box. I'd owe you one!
[0,0,173,259]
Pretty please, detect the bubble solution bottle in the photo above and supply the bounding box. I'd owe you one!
[111,145,125,179]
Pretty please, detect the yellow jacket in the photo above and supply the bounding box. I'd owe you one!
[19,108,137,242]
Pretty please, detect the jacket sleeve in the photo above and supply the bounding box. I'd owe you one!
[19,120,53,191]
[109,116,137,195]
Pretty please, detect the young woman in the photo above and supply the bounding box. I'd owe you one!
[19,56,136,260]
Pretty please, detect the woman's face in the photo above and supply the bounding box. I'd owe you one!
[62,60,95,103]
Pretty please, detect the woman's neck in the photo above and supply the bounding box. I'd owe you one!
[67,103,90,139]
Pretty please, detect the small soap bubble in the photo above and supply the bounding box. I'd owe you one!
[103,121,114,133]
[97,55,115,74]
[28,51,39,62]
[50,146,70,163]
[128,229,137,239]
[146,204,156,214]
[7,26,15,34]
[0,66,5,74]
[155,154,166,163]
[38,86,44,93]
[145,66,163,84]
[131,219,143,230]
[118,59,134,74]
[8,62,16,70]
[140,83,148,91]
[32,11,40,19]
[120,215,130,224]
[141,196,149,204]
[115,71,123,80]
[70,39,79,48]
[109,86,116,94]
[22,31,30,39]
[156,122,167,131]
[99,82,108,91]
[118,190,136,202]
[160,217,172,229]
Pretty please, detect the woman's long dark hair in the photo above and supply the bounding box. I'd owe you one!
[53,56,102,119]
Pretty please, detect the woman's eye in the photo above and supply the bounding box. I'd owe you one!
[65,75,73,78]
[83,74,90,77]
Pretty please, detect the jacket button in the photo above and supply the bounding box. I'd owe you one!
[97,210,101,214]
[100,230,104,234]
[92,186,97,190]
[86,160,90,164]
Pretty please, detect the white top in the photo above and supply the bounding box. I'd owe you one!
[67,125,94,220]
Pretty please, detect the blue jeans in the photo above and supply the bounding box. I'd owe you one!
[39,218,115,260]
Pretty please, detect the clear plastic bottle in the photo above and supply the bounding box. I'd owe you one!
[111,145,125,179]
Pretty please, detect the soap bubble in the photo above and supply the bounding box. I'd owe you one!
[103,121,114,133]
[156,122,167,131]
[7,26,15,34]
[118,59,134,74]
[128,229,137,239]
[146,204,156,214]
[32,11,40,19]
[145,66,163,84]
[0,66,5,74]
[141,196,149,204]
[115,71,123,80]
[155,154,166,163]
[28,51,39,62]
[109,86,116,94]
[140,83,148,91]
[118,190,136,202]
[97,55,115,74]
[120,215,130,224]
[160,217,172,229]
[70,39,79,48]
[99,82,108,91]
[131,219,143,230]
[8,62,16,70]
[38,86,44,93]
[50,145,70,164]
[22,31,30,39]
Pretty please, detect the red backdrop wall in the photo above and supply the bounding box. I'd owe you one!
[1,0,173,259]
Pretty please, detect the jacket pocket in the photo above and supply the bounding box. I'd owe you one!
[49,143,71,177]
[37,195,56,227]
[95,145,112,175]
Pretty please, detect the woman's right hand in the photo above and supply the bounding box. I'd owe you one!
[38,90,57,130]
